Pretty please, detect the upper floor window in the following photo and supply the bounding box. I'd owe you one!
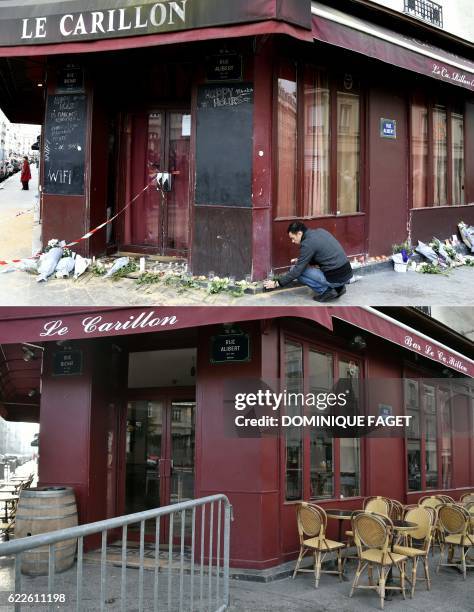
[277,63,361,219]
[404,0,443,28]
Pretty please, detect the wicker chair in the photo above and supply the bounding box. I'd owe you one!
[393,506,432,597]
[293,503,345,588]
[0,498,18,542]
[350,512,407,609]
[436,495,454,503]
[437,504,474,580]
[389,499,404,521]
[365,497,391,517]
[419,496,443,510]
[460,493,474,504]
[419,497,444,552]
[465,502,474,534]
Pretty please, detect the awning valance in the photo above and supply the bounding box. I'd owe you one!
[312,2,474,93]
[332,307,474,378]
[0,306,333,343]
[0,0,312,56]
[0,306,471,377]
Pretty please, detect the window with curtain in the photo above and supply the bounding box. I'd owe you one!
[411,101,428,208]
[284,341,303,500]
[277,63,298,218]
[433,105,448,206]
[337,92,360,215]
[410,98,465,207]
[277,62,361,218]
[303,67,330,216]
[451,112,465,205]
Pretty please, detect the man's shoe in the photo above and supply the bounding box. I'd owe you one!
[313,288,338,302]
[335,285,346,298]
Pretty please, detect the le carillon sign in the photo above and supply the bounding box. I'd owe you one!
[0,0,312,47]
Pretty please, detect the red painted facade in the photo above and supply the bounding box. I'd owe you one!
[0,2,472,277]
[1,308,471,569]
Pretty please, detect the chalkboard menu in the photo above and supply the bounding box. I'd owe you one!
[44,94,87,196]
[196,84,253,207]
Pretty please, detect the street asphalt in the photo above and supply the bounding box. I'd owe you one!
[0,168,473,306]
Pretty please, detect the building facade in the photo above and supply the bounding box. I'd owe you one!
[0,306,472,570]
[0,1,473,278]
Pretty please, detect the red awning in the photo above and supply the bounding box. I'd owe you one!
[332,307,474,378]
[0,20,312,59]
[312,3,474,92]
[0,306,333,343]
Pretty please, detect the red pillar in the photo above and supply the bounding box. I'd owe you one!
[38,339,124,537]
[251,37,274,280]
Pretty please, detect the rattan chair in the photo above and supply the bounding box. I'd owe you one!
[364,497,391,517]
[393,506,432,597]
[293,502,345,588]
[436,495,454,503]
[437,504,474,580]
[460,493,474,504]
[419,497,444,551]
[419,496,443,510]
[350,512,407,609]
[465,502,474,534]
[389,499,404,521]
[0,497,18,542]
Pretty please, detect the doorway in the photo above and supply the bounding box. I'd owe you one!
[124,347,197,537]
[121,109,191,256]
[125,394,195,517]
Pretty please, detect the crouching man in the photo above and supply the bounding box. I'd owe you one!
[263,222,353,302]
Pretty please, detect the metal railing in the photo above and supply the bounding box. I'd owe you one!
[0,494,232,612]
[404,0,443,28]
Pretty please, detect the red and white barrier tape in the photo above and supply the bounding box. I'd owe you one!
[0,180,155,267]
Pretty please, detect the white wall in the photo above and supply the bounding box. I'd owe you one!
[430,307,474,341]
[361,0,474,43]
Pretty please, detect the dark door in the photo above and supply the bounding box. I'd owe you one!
[125,394,195,536]
[122,110,191,256]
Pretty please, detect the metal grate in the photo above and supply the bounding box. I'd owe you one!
[404,0,443,28]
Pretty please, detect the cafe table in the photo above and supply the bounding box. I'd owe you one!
[0,492,19,521]
[325,509,361,544]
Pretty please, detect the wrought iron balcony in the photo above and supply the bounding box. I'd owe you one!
[404,0,443,28]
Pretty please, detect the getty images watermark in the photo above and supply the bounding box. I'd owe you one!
[222,378,474,439]
[233,389,411,429]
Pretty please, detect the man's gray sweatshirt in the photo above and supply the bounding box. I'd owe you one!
[277,228,353,287]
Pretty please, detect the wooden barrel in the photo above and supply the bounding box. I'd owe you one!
[15,487,78,576]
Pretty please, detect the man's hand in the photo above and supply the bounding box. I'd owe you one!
[290,258,298,265]
[263,279,278,290]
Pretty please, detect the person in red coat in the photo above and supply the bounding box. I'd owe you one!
[21,156,31,190]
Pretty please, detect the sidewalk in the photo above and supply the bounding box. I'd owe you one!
[0,550,471,611]
[0,167,39,262]
[0,263,472,306]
